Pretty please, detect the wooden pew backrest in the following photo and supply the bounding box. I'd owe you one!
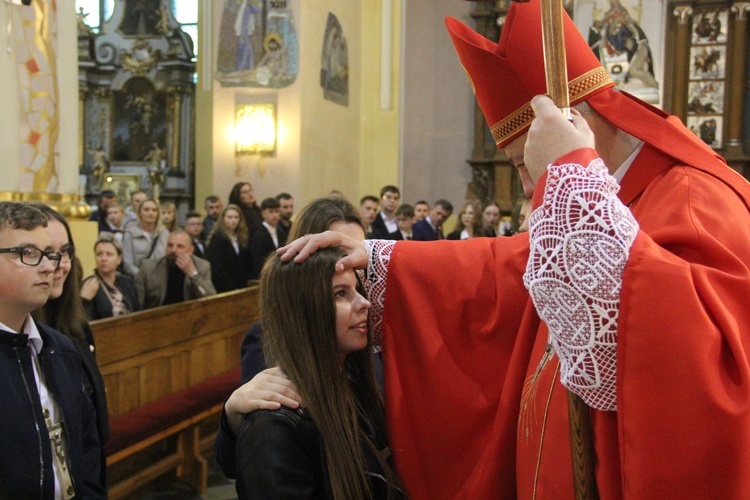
[91,287,259,419]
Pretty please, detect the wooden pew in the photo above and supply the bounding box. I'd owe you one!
[90,286,258,498]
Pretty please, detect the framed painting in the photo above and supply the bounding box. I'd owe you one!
[571,0,666,106]
[103,173,142,207]
[112,77,168,163]
[683,5,731,149]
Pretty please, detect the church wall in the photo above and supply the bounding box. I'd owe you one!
[197,0,405,210]
[298,1,363,203]
[204,0,304,207]
[357,0,402,202]
[401,0,474,209]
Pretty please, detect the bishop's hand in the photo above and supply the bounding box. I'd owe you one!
[524,95,595,183]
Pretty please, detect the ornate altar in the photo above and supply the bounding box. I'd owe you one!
[78,0,195,213]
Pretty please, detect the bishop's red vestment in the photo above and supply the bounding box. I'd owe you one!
[368,135,750,498]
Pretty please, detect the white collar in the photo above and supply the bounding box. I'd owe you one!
[612,141,644,184]
[0,315,42,353]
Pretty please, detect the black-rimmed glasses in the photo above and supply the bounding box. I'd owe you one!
[0,246,62,270]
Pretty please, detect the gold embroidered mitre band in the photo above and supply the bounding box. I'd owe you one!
[446,0,615,148]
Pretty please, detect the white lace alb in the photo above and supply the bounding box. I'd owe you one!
[363,239,395,348]
[523,158,639,411]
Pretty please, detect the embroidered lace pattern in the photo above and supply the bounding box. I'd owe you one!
[523,158,639,411]
[364,239,396,348]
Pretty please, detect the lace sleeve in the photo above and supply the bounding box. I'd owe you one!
[523,157,639,411]
[363,239,396,348]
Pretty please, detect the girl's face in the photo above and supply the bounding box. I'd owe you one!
[139,201,159,224]
[47,219,73,300]
[95,242,122,275]
[161,206,175,225]
[460,205,475,227]
[223,209,241,231]
[483,205,500,227]
[239,184,255,206]
[334,270,371,362]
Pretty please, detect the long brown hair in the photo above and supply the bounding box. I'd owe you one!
[287,196,364,241]
[260,249,389,500]
[206,203,249,248]
[29,203,87,339]
[452,201,483,237]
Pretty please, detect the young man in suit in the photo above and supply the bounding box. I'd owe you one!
[413,200,429,221]
[370,185,400,239]
[275,192,294,232]
[249,197,288,279]
[89,190,117,234]
[387,204,415,240]
[201,195,223,241]
[358,195,379,238]
[184,211,206,259]
[136,229,215,309]
[0,202,105,498]
[412,199,453,241]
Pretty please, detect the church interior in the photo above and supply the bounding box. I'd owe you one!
[0,0,748,497]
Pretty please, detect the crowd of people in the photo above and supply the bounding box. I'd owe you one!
[85,182,520,323]
[0,183,503,498]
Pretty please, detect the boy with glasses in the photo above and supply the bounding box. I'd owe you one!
[0,202,105,499]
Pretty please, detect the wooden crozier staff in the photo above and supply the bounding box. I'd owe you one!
[536,0,599,497]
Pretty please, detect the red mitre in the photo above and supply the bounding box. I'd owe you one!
[446,1,613,148]
[446,0,727,173]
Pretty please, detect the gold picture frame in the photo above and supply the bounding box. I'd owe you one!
[103,173,142,207]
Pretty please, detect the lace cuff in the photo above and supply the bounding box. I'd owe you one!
[523,157,639,411]
[364,240,396,348]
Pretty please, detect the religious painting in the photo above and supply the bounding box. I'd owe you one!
[691,9,728,45]
[117,0,162,37]
[684,6,730,149]
[687,80,724,116]
[103,173,142,207]
[572,0,664,105]
[686,115,723,149]
[689,45,726,80]
[320,13,349,106]
[215,0,299,88]
[112,77,168,163]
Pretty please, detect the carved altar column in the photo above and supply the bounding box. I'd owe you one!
[79,87,88,172]
[672,6,693,121]
[726,2,750,157]
[465,1,521,214]
[168,86,185,173]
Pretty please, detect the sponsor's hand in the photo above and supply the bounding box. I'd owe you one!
[224,367,302,434]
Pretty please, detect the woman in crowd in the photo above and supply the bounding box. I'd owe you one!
[122,197,169,277]
[228,182,262,237]
[160,200,178,232]
[206,203,253,292]
[481,201,501,237]
[235,248,403,499]
[29,204,109,491]
[80,235,141,320]
[446,201,483,240]
[216,196,371,478]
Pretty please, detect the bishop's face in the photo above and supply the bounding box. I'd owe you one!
[504,132,535,199]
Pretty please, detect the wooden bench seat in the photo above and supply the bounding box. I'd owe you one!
[91,287,258,498]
